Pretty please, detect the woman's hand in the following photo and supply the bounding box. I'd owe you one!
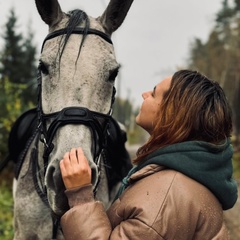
[60,147,92,190]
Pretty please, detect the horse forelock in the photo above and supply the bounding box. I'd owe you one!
[59,9,90,62]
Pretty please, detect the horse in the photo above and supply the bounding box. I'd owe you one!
[13,0,134,239]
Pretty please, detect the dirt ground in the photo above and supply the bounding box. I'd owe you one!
[224,180,240,240]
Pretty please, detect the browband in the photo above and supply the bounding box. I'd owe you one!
[41,27,112,52]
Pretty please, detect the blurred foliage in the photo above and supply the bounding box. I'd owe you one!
[0,165,14,240]
[0,9,37,238]
[0,8,37,103]
[233,151,240,179]
[0,8,37,160]
[188,0,240,144]
[112,99,148,145]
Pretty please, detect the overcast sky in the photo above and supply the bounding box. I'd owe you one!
[0,0,222,107]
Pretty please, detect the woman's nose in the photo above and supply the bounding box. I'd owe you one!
[142,91,150,99]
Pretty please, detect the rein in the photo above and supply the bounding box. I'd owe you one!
[33,26,115,239]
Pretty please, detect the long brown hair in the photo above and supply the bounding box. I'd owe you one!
[133,69,233,164]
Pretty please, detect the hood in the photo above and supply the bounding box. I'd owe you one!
[135,139,238,210]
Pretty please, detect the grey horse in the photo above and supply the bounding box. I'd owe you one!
[13,0,134,239]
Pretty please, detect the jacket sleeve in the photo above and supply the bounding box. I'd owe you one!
[60,185,164,240]
[61,184,112,240]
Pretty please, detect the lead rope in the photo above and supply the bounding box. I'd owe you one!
[37,66,59,240]
[52,215,60,240]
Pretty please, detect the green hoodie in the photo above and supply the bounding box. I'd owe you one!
[117,139,238,210]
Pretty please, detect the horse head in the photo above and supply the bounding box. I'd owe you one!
[35,0,134,216]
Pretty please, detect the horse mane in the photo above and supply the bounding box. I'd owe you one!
[59,9,90,62]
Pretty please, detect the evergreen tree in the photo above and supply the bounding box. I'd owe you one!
[0,8,37,158]
[188,38,208,73]
[187,0,240,143]
[0,8,25,83]
[0,8,37,105]
[21,24,38,104]
[234,0,240,11]
[112,97,133,128]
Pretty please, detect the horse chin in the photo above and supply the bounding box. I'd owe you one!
[45,164,70,216]
[48,189,69,217]
[45,160,99,216]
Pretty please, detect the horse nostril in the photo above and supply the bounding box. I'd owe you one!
[46,165,64,191]
[45,165,56,190]
[45,163,69,216]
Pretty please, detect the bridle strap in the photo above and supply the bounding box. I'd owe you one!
[38,26,115,165]
[37,24,116,170]
[41,107,111,172]
[41,27,112,52]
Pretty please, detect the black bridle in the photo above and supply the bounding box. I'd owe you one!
[41,27,113,52]
[38,26,114,173]
[34,27,115,239]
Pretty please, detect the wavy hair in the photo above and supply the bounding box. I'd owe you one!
[133,69,233,164]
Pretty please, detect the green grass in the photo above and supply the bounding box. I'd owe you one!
[0,166,14,240]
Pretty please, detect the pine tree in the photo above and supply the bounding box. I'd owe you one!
[188,38,208,73]
[0,8,37,105]
[0,8,25,83]
[21,24,38,104]
[187,0,240,143]
[0,8,37,158]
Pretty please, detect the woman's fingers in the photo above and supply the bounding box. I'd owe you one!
[60,147,92,189]
[77,148,92,180]
[69,148,78,164]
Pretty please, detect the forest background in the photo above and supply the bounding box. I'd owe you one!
[0,0,240,239]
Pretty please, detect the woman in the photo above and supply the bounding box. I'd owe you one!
[60,70,238,239]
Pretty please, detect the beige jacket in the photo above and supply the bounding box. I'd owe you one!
[61,164,229,239]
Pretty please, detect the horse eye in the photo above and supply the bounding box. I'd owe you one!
[109,69,119,82]
[38,60,49,75]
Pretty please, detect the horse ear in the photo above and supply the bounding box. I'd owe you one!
[99,0,134,34]
[35,0,64,26]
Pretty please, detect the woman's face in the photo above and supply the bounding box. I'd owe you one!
[136,76,171,134]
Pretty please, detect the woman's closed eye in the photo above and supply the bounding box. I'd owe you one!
[151,86,156,97]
